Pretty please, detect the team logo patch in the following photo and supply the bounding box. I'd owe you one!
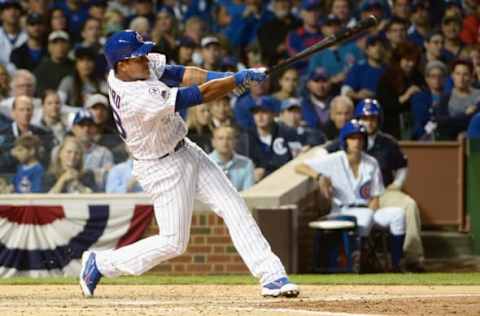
[149,87,162,95]
[273,138,288,156]
[359,181,371,199]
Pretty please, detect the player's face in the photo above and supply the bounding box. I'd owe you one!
[118,56,150,80]
[212,129,234,155]
[360,116,378,135]
[346,133,364,154]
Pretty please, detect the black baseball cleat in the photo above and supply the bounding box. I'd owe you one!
[261,277,300,298]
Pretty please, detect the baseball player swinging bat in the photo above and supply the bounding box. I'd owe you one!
[233,15,378,95]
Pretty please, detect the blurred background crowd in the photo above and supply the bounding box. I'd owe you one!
[0,0,480,195]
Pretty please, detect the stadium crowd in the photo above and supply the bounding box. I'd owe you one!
[0,0,479,198]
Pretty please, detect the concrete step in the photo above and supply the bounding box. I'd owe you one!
[422,231,473,259]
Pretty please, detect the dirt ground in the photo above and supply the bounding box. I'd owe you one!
[1,284,480,316]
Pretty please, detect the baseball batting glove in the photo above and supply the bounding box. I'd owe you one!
[232,68,267,96]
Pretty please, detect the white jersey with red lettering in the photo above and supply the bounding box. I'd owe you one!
[95,53,288,286]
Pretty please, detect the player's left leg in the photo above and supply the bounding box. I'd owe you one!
[190,141,298,298]
[373,207,406,271]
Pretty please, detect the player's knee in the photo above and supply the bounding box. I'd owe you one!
[391,207,406,235]
[161,235,189,257]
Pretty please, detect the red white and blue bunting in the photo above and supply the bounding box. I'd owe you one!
[0,201,154,277]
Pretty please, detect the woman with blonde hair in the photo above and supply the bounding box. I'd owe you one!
[186,103,213,153]
[43,137,96,193]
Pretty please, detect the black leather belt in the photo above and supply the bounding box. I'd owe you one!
[134,139,185,161]
[342,204,368,208]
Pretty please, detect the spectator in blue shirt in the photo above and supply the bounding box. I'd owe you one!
[54,0,89,42]
[301,69,335,130]
[307,15,364,89]
[468,112,480,138]
[106,156,142,193]
[286,0,323,74]
[233,78,271,130]
[11,134,44,193]
[342,34,386,102]
[407,1,431,47]
[209,126,255,191]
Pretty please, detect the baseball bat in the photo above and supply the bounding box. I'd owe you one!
[266,15,378,77]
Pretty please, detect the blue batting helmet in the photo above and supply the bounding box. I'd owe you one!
[339,119,367,150]
[104,30,154,69]
[354,98,381,118]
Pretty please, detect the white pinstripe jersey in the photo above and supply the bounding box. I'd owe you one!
[305,151,384,211]
[107,53,187,159]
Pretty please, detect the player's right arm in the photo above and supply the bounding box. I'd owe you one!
[174,68,266,111]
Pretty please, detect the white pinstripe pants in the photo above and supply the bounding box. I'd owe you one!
[95,139,287,285]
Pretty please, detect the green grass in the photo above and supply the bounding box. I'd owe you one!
[2,273,480,286]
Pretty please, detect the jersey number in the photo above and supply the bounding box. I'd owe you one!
[109,87,127,139]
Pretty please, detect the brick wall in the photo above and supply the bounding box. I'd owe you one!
[144,212,249,275]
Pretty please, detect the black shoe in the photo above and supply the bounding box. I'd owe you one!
[405,261,426,273]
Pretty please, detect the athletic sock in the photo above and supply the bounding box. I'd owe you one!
[390,234,405,269]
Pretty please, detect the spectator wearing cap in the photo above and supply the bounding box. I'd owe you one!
[34,31,74,97]
[377,41,424,139]
[286,0,323,74]
[358,0,389,35]
[257,0,301,67]
[384,17,409,52]
[10,13,47,72]
[307,15,363,88]
[151,7,178,63]
[200,36,227,71]
[301,69,334,131]
[53,0,89,42]
[236,96,298,181]
[441,14,469,64]
[233,78,271,129]
[460,0,480,45]
[342,35,386,102]
[65,109,113,191]
[322,95,354,140]
[0,95,53,174]
[278,98,326,154]
[0,69,42,121]
[209,126,255,191]
[85,93,125,163]
[107,0,134,18]
[173,36,196,66]
[186,103,214,153]
[58,47,107,108]
[0,0,27,74]
[407,1,431,47]
[433,59,480,140]
[411,61,448,140]
[391,0,412,20]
